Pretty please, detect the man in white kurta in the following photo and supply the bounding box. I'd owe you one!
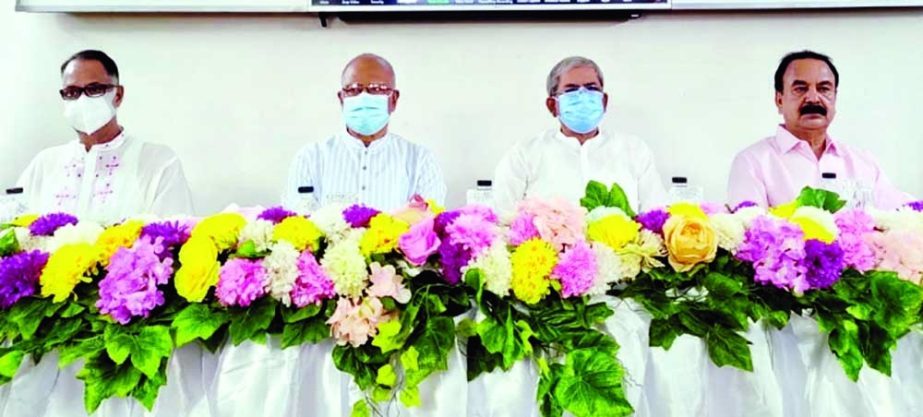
[284,54,446,212]
[16,50,193,223]
[493,56,667,215]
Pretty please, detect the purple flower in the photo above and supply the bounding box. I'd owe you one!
[834,209,876,272]
[457,205,499,224]
[96,237,173,324]
[508,214,540,246]
[0,251,49,308]
[737,216,809,293]
[399,217,441,266]
[445,214,496,259]
[257,206,297,224]
[732,201,758,212]
[905,201,923,212]
[216,258,267,307]
[434,211,461,235]
[438,241,471,285]
[28,213,78,236]
[291,251,336,307]
[803,240,845,290]
[140,221,191,259]
[552,241,597,298]
[343,205,380,228]
[636,209,669,235]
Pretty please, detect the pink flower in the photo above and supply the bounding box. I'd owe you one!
[551,240,598,298]
[398,217,441,266]
[517,198,587,251]
[327,297,392,347]
[367,262,411,304]
[392,195,433,226]
[834,209,877,272]
[216,258,267,307]
[445,213,497,259]
[290,251,336,308]
[700,203,727,216]
[509,214,540,246]
[867,230,923,284]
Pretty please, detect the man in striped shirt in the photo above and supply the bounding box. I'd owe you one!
[284,54,446,212]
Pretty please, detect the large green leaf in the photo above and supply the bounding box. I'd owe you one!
[281,317,329,349]
[476,307,526,370]
[554,349,633,417]
[705,327,753,372]
[8,298,47,340]
[59,336,105,368]
[281,304,321,324]
[0,350,24,383]
[795,187,846,213]
[131,326,173,379]
[828,319,863,381]
[172,304,231,347]
[404,316,454,387]
[579,181,610,212]
[132,370,167,410]
[0,229,20,257]
[228,298,277,346]
[76,356,144,413]
[648,318,680,350]
[42,318,84,350]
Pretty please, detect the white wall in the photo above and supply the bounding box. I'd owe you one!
[1,8,921,214]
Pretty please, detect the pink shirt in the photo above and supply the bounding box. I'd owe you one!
[728,126,911,210]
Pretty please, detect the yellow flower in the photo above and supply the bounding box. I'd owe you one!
[770,201,800,219]
[510,238,558,304]
[174,236,221,302]
[790,207,838,243]
[95,220,144,266]
[11,214,38,227]
[360,214,410,257]
[587,214,640,251]
[425,199,445,215]
[40,243,102,302]
[663,215,718,273]
[273,216,323,252]
[192,213,246,252]
[667,203,708,220]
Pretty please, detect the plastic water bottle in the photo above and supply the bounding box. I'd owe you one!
[0,187,26,224]
[819,172,841,195]
[667,177,704,204]
[294,186,318,215]
[466,180,493,206]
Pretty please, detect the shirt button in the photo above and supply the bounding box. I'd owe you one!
[361,186,366,191]
[362,166,367,170]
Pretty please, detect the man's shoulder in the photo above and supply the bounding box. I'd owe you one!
[733,135,777,161]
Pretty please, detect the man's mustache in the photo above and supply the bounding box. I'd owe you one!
[800,104,827,116]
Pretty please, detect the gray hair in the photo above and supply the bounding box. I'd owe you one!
[546,56,604,96]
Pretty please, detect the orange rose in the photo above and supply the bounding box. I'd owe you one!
[663,215,718,272]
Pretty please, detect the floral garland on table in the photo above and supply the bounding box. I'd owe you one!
[595,181,923,380]
[0,184,921,416]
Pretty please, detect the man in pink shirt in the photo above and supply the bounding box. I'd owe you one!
[727,50,911,210]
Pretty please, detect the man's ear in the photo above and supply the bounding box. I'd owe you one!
[774,91,783,114]
[546,96,558,117]
[113,85,125,108]
[389,90,400,113]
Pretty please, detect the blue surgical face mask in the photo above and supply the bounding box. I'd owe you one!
[556,88,605,134]
[342,92,391,136]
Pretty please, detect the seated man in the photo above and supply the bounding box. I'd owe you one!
[283,53,446,212]
[492,56,667,214]
[17,50,194,222]
[728,50,911,209]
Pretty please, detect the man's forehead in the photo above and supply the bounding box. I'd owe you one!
[559,66,601,85]
[62,60,112,84]
[785,59,835,82]
[342,59,395,86]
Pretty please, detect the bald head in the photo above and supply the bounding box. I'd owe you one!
[341,53,396,88]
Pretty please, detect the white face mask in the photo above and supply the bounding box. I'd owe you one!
[63,91,117,135]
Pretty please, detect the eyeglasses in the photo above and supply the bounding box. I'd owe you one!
[340,83,395,97]
[557,85,603,96]
[59,83,117,101]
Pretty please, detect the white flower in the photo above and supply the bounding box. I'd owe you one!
[310,204,351,242]
[791,206,839,240]
[733,206,767,227]
[47,222,104,252]
[465,242,512,297]
[239,219,274,252]
[321,229,368,297]
[588,243,623,295]
[619,230,665,275]
[587,206,630,223]
[869,208,923,233]
[710,213,745,252]
[12,227,46,252]
[263,241,300,306]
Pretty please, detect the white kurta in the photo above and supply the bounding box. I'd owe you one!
[283,131,447,212]
[16,132,194,223]
[492,128,668,215]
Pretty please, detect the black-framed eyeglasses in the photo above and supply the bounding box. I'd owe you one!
[340,83,395,97]
[59,83,117,101]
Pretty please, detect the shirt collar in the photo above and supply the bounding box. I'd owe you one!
[339,130,393,152]
[773,125,839,156]
[553,127,607,149]
[73,130,128,154]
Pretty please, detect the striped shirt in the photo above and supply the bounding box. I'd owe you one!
[283,131,446,212]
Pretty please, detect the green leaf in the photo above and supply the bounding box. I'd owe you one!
[229,298,277,346]
[371,319,404,353]
[0,228,20,257]
[281,303,321,324]
[8,298,47,340]
[649,318,680,350]
[172,304,231,347]
[235,240,264,259]
[846,304,873,321]
[77,356,143,413]
[455,318,478,338]
[350,400,371,417]
[579,180,610,212]
[43,318,84,349]
[405,316,455,387]
[677,311,710,338]
[131,326,173,378]
[281,317,329,349]
[376,364,397,387]
[703,272,744,298]
[105,333,133,365]
[828,319,863,381]
[476,309,525,370]
[795,187,846,213]
[554,349,633,417]
[537,366,565,417]
[399,386,421,408]
[705,327,753,372]
[584,302,614,325]
[59,303,86,318]
[59,337,105,368]
[607,183,636,218]
[0,350,24,380]
[132,370,167,410]
[110,365,142,397]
